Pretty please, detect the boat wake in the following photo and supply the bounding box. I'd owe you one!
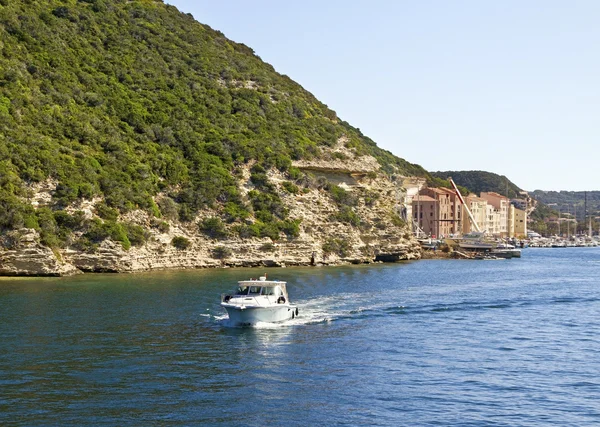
[210,289,596,329]
[213,291,408,329]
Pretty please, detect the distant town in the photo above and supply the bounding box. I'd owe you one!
[405,183,526,239]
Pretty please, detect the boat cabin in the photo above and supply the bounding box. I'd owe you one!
[235,277,288,300]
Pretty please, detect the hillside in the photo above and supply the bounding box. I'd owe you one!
[0,0,424,274]
[530,191,600,221]
[431,170,524,199]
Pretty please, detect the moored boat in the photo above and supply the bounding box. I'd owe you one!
[492,242,522,258]
[220,275,298,326]
[457,232,496,250]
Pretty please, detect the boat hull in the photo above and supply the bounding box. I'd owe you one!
[459,242,495,250]
[222,304,297,326]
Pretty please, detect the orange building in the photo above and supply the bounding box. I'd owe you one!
[413,187,463,237]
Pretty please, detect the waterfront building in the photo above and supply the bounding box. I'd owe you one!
[462,195,488,234]
[412,195,438,237]
[481,192,510,236]
[486,203,502,236]
[513,207,527,237]
[419,187,463,237]
[511,198,528,211]
[400,177,427,227]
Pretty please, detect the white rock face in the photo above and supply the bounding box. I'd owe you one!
[3,149,421,275]
[0,229,80,276]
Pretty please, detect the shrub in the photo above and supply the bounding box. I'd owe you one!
[124,223,148,247]
[281,181,299,194]
[322,238,352,257]
[329,185,356,206]
[363,190,380,207]
[83,219,110,243]
[53,183,79,206]
[95,202,119,221]
[52,6,70,19]
[105,221,131,250]
[178,204,195,222]
[333,207,361,226]
[54,210,85,230]
[36,207,60,248]
[223,201,250,223]
[259,242,276,252]
[390,213,406,227]
[248,190,288,220]
[233,223,260,238]
[212,246,232,259]
[257,222,281,241]
[151,219,170,233]
[172,236,191,250]
[83,219,131,250]
[287,167,302,180]
[199,217,228,239]
[158,197,178,220]
[280,219,301,238]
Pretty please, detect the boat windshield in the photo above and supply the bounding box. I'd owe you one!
[235,286,249,295]
[248,286,261,295]
[235,284,283,297]
[261,287,275,296]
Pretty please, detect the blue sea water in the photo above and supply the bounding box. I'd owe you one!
[1,247,600,426]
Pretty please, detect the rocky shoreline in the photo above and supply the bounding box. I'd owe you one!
[0,228,422,277]
[1,147,427,277]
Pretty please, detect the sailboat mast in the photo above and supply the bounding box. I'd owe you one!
[586,191,592,237]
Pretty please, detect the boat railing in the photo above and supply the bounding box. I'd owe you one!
[221,294,273,306]
[222,293,288,307]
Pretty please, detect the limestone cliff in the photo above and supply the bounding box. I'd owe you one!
[0,148,421,276]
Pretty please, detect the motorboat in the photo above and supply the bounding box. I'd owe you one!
[220,275,298,326]
[491,242,522,258]
[418,237,442,250]
[457,232,496,250]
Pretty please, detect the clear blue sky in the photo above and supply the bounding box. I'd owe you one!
[166,1,599,192]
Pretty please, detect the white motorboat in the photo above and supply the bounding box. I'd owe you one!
[220,275,298,326]
[492,242,522,258]
[457,232,496,250]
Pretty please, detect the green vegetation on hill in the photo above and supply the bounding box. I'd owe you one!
[431,170,523,199]
[531,191,600,235]
[0,0,429,248]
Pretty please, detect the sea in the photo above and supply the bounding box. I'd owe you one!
[1,247,600,426]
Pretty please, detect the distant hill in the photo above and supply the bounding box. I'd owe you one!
[431,170,524,199]
[530,191,600,221]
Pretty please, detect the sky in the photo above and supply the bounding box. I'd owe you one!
[165,1,599,192]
